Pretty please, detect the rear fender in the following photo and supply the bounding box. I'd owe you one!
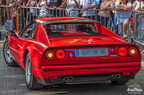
[23,42,47,70]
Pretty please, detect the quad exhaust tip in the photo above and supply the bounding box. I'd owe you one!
[109,74,121,80]
[62,74,122,83]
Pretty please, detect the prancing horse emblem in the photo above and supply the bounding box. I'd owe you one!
[69,53,73,57]
[83,38,96,44]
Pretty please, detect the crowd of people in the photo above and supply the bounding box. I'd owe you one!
[0,0,144,39]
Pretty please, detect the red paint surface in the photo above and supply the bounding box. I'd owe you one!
[6,17,141,80]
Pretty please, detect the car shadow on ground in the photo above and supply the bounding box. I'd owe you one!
[3,65,131,95]
[41,82,129,95]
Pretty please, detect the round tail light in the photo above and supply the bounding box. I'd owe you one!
[45,50,55,60]
[128,47,138,56]
[118,47,128,56]
[56,49,66,59]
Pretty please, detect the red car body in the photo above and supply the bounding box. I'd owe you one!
[3,17,141,89]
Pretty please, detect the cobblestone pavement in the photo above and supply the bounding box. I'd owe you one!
[0,40,144,95]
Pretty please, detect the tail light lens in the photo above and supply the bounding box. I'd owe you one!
[45,50,55,60]
[56,49,66,59]
[128,47,138,56]
[118,47,128,56]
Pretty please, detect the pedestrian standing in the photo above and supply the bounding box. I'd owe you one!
[26,0,38,21]
[0,0,5,39]
[58,0,81,17]
[115,0,133,38]
[48,0,64,17]
[133,0,144,30]
[137,13,144,40]
[37,0,50,17]
[0,0,3,5]
[133,0,143,11]
[98,0,115,26]
[80,0,96,20]
[9,0,28,29]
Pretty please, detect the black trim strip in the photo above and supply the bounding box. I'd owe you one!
[48,32,108,38]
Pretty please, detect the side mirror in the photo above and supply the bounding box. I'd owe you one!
[7,30,17,37]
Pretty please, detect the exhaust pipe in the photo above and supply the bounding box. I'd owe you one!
[117,74,121,78]
[109,74,122,80]
[109,74,117,80]
[62,76,73,83]
[62,77,69,82]
[69,76,73,81]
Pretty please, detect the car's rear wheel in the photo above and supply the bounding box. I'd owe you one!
[111,79,129,85]
[3,40,18,66]
[25,53,44,90]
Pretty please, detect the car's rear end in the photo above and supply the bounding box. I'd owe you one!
[33,36,141,85]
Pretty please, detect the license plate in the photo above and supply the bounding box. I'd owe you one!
[75,48,108,57]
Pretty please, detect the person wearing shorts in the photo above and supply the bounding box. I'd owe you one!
[115,0,132,38]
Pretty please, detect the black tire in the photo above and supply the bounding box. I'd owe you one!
[3,40,18,67]
[111,79,129,85]
[25,53,44,90]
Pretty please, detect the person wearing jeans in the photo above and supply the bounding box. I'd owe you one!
[97,0,115,26]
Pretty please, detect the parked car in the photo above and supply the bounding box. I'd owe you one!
[3,17,141,90]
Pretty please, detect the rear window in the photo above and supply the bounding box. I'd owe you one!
[43,23,107,38]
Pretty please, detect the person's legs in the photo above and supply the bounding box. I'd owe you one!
[98,16,109,26]
[118,23,123,37]
[114,14,118,34]
[0,32,1,39]
[123,19,129,38]
[107,16,113,29]
[142,30,144,40]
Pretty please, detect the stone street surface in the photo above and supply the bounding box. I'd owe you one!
[0,40,144,95]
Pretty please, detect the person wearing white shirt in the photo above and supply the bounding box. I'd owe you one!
[37,0,50,17]
[98,0,115,26]
[80,0,96,20]
[133,0,144,10]
[26,0,37,21]
[58,0,81,17]
[133,0,144,30]
[48,0,64,17]
[59,0,97,19]
[115,0,132,38]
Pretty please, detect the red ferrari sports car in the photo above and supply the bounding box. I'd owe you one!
[3,17,141,90]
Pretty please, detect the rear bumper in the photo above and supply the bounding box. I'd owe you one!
[33,62,141,78]
[36,74,135,85]
[32,62,141,85]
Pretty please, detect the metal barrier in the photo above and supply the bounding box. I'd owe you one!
[17,7,115,31]
[132,10,144,54]
[68,8,114,29]
[17,7,67,30]
[0,5,14,39]
[0,6,143,54]
[0,6,114,32]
